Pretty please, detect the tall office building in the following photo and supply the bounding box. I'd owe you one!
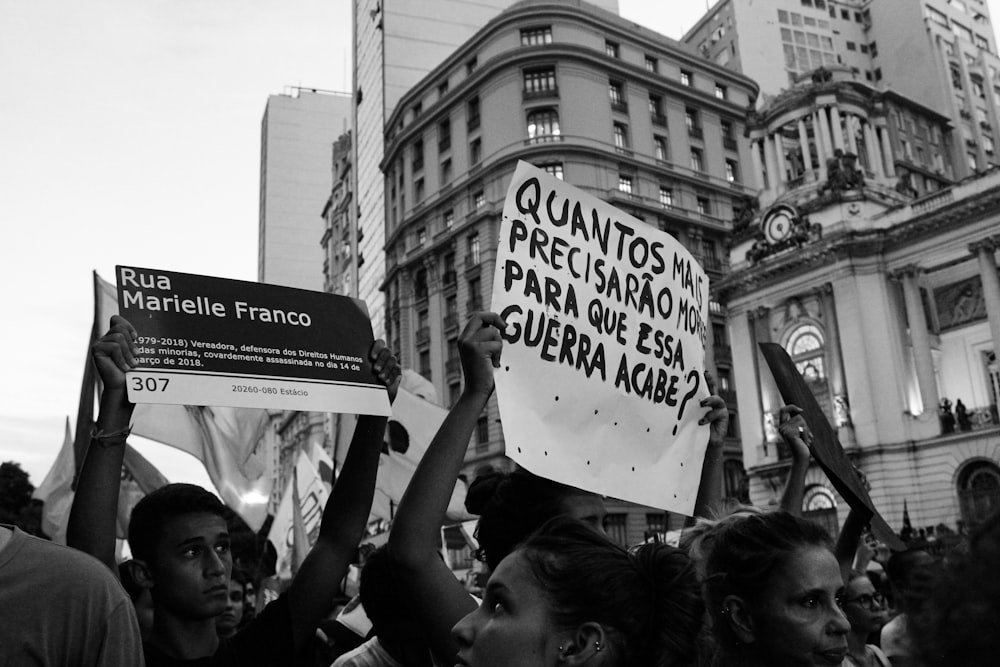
[381,0,760,545]
[259,87,352,292]
[258,87,351,509]
[718,66,999,534]
[352,0,619,337]
[683,0,1000,179]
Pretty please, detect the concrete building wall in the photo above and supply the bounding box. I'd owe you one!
[382,0,758,509]
[259,89,351,291]
[354,0,620,338]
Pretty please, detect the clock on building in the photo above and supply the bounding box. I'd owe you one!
[761,204,799,244]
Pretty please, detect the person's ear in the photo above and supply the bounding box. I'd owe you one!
[723,595,756,645]
[557,622,609,665]
[130,558,155,590]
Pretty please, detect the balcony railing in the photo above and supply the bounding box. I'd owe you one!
[443,312,459,331]
[611,100,628,113]
[688,126,704,140]
[723,136,738,150]
[651,112,667,126]
[702,255,724,273]
[523,86,559,100]
[442,270,457,287]
[445,357,461,377]
[465,256,481,275]
[713,343,732,366]
[416,326,431,346]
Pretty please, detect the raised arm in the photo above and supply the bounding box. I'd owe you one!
[388,312,505,661]
[287,339,400,657]
[67,315,138,571]
[691,372,730,521]
[777,405,811,516]
[836,506,872,582]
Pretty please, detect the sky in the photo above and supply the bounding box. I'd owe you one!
[3,0,998,490]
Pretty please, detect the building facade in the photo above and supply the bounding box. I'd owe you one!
[683,0,1000,179]
[718,68,1000,536]
[259,87,352,292]
[352,0,618,337]
[259,88,352,510]
[381,0,760,544]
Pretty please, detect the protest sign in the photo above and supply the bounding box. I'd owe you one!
[759,342,905,550]
[116,265,390,416]
[491,162,711,513]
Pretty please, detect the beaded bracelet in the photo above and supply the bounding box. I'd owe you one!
[91,425,132,447]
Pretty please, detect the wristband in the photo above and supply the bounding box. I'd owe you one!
[91,425,132,448]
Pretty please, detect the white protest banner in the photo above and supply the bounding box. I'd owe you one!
[116,265,391,417]
[268,450,329,580]
[491,161,711,513]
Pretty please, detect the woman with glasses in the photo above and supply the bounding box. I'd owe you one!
[841,571,890,667]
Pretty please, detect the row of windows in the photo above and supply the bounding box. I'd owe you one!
[603,38,728,99]
[616,173,731,218]
[397,96,739,219]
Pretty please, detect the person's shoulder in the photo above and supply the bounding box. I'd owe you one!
[8,528,121,583]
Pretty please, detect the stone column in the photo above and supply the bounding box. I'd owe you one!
[816,283,856,446]
[897,266,939,416]
[878,125,895,177]
[864,121,884,179]
[763,134,779,192]
[846,114,859,155]
[748,306,782,449]
[818,108,835,165]
[750,138,765,192]
[831,106,845,152]
[774,131,788,190]
[798,117,813,180]
[970,236,1000,355]
[813,111,828,180]
[830,105,845,150]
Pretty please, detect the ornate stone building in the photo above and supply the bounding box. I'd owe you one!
[719,68,1000,535]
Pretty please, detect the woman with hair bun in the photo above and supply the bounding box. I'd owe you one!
[453,517,703,667]
[388,313,727,664]
[699,511,851,667]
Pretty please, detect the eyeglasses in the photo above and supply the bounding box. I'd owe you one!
[843,592,885,608]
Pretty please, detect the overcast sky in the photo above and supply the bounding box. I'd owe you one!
[2,0,995,489]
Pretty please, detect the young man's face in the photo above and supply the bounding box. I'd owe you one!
[147,512,232,620]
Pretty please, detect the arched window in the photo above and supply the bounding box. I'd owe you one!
[787,323,826,381]
[802,485,839,537]
[527,108,561,143]
[958,461,1000,527]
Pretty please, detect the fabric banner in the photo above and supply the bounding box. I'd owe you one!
[34,416,169,542]
[490,162,711,513]
[267,450,329,580]
[331,370,470,523]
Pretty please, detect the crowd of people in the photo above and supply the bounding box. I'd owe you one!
[1,312,998,666]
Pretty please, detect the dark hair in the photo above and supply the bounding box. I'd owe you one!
[911,511,1000,666]
[360,545,415,637]
[698,511,833,656]
[128,483,227,562]
[518,517,703,667]
[118,560,144,601]
[466,467,595,570]
[230,565,250,587]
[885,548,931,590]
